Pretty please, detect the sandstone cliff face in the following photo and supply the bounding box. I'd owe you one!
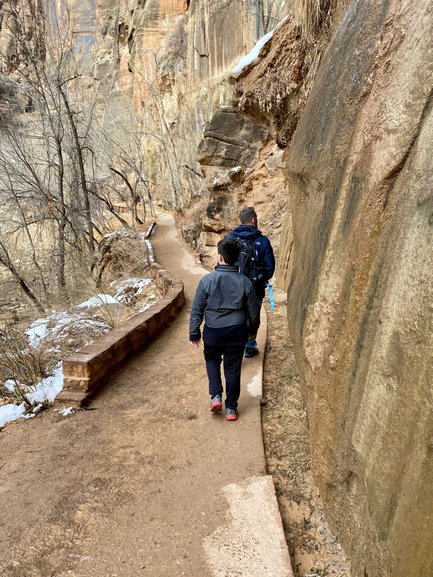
[94,0,187,108]
[187,0,261,79]
[188,13,315,269]
[187,0,288,79]
[91,0,279,210]
[1,1,288,212]
[0,0,45,113]
[283,1,433,575]
[231,13,313,148]
[93,0,286,104]
[182,105,287,269]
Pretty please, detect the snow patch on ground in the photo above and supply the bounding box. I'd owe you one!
[2,260,156,429]
[0,402,26,428]
[77,294,119,309]
[4,380,16,393]
[0,363,64,428]
[113,278,152,304]
[26,363,64,404]
[25,311,111,353]
[59,406,75,416]
[2,293,116,428]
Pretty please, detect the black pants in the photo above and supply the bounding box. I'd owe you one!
[247,298,263,340]
[203,343,245,410]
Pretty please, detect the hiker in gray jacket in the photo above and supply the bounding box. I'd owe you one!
[189,238,260,421]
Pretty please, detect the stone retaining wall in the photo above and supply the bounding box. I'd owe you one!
[57,263,185,405]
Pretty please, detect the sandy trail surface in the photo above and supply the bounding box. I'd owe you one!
[0,213,292,577]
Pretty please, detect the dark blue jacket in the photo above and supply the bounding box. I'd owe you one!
[227,225,275,300]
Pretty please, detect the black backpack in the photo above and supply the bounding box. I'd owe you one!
[236,237,263,284]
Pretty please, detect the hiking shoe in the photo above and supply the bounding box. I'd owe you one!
[210,395,222,412]
[226,408,238,421]
[244,347,259,358]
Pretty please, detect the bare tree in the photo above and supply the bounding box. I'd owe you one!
[0,234,45,312]
[0,0,101,306]
[94,101,156,228]
[120,47,210,212]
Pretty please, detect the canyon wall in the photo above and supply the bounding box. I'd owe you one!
[283,1,433,575]
[93,0,285,106]
[0,1,287,210]
[188,14,310,268]
[188,0,262,80]
[91,0,278,207]
[1,0,260,110]
[93,0,188,109]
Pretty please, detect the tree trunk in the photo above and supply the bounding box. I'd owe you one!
[59,85,95,256]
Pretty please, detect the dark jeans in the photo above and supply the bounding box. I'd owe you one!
[203,343,245,410]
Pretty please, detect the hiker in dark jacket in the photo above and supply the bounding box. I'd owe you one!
[189,238,260,421]
[227,207,275,357]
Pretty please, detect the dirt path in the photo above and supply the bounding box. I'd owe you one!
[0,214,291,577]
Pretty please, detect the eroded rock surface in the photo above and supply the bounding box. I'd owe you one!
[184,106,289,269]
[231,14,308,147]
[284,1,433,575]
[187,0,268,79]
[94,0,187,105]
[198,106,268,167]
[189,12,326,274]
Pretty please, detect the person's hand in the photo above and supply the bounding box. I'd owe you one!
[190,339,201,349]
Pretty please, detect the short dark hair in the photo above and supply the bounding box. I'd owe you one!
[217,238,241,265]
[239,207,257,224]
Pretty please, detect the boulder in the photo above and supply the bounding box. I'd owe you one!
[197,107,268,167]
[202,191,236,233]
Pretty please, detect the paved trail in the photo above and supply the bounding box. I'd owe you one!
[0,213,292,577]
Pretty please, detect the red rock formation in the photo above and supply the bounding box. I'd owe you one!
[285,1,433,575]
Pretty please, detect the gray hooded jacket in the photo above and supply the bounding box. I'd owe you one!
[189,264,260,341]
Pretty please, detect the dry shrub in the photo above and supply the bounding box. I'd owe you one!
[96,230,152,287]
[25,310,111,357]
[0,326,49,399]
[0,311,111,401]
